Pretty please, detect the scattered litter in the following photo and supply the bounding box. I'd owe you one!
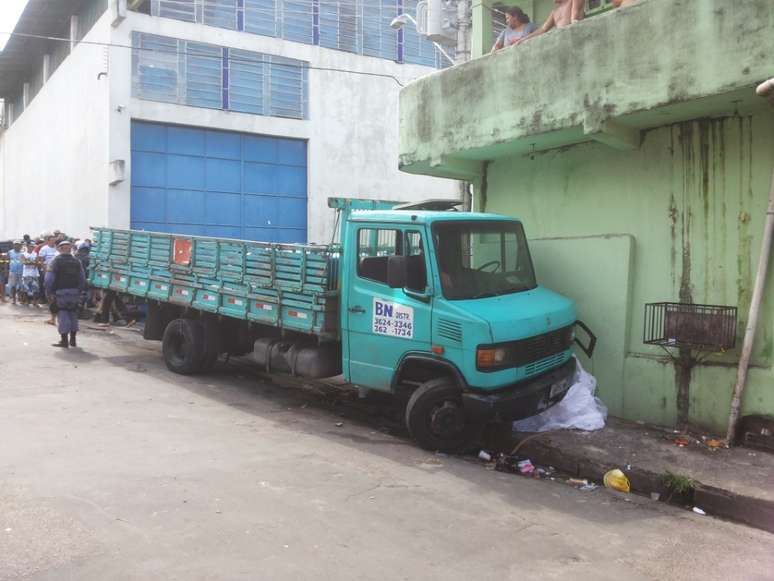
[579,483,598,491]
[650,492,661,501]
[517,459,535,475]
[568,478,588,487]
[513,358,607,432]
[673,436,690,447]
[478,450,493,462]
[625,464,632,471]
[335,422,344,427]
[494,454,521,475]
[705,438,724,449]
[603,469,631,493]
[692,507,706,516]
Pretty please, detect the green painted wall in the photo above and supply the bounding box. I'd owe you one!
[479,113,774,432]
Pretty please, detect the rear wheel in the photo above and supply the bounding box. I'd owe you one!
[162,318,205,375]
[405,378,478,452]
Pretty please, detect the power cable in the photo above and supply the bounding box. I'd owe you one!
[0,30,413,86]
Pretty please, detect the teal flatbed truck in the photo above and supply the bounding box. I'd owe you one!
[90,198,594,451]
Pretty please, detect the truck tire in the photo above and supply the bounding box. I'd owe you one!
[162,318,205,375]
[405,378,477,452]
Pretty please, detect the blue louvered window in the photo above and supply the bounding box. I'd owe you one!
[362,0,398,60]
[132,33,180,102]
[281,0,315,43]
[152,0,197,22]
[204,0,238,29]
[229,49,265,114]
[132,32,308,119]
[186,42,223,108]
[319,0,360,54]
[268,55,308,118]
[244,0,278,36]
[149,0,444,67]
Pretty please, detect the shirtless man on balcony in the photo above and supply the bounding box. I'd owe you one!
[515,0,583,44]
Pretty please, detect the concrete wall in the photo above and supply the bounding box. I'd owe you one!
[0,12,112,241]
[108,12,459,245]
[481,112,774,432]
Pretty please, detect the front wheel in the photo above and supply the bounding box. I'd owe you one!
[162,318,205,375]
[405,378,478,452]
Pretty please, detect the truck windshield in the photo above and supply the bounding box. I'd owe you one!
[432,221,537,300]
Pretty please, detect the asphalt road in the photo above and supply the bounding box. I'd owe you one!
[1,305,773,581]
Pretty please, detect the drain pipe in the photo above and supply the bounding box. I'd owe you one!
[726,78,774,443]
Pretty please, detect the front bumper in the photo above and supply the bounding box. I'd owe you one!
[461,358,577,422]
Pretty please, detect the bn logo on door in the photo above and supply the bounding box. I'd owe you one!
[373,298,414,339]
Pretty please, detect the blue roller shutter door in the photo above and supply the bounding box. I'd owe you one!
[131,121,307,243]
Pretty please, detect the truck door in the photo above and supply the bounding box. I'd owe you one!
[345,226,432,390]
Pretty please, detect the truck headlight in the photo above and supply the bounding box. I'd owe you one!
[476,347,507,369]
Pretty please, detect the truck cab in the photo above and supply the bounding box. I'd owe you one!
[335,199,591,450]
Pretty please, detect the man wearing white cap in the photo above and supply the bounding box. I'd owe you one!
[44,240,86,348]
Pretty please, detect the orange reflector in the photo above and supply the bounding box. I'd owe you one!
[432,345,445,355]
[477,348,496,368]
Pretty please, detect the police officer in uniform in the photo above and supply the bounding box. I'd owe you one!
[45,240,86,348]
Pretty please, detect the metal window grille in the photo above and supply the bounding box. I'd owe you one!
[151,0,445,67]
[244,0,279,36]
[203,0,238,29]
[643,302,738,352]
[229,48,265,114]
[132,32,309,119]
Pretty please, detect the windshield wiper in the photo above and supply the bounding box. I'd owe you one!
[469,286,532,300]
[470,290,500,299]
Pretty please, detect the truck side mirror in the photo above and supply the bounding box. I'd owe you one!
[387,255,408,289]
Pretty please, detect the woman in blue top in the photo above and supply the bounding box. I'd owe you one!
[491,6,537,52]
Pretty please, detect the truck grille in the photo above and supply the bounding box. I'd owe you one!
[509,326,573,367]
[525,352,568,378]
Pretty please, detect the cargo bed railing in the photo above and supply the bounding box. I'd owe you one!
[89,227,340,340]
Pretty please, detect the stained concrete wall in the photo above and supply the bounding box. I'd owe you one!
[399,0,774,180]
[0,13,112,241]
[481,112,774,432]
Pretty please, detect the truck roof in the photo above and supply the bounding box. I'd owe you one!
[348,210,522,225]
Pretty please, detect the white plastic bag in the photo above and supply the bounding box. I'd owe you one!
[512,357,607,432]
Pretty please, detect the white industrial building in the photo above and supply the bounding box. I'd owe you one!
[0,0,457,243]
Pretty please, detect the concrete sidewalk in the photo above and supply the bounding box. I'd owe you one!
[511,418,774,533]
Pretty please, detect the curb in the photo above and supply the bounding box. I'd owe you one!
[512,436,774,534]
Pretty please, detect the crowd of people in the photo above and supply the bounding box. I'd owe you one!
[1,231,139,348]
[492,0,639,52]
[0,232,92,348]
[0,232,91,308]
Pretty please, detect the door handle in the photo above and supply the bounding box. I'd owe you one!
[348,305,366,314]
